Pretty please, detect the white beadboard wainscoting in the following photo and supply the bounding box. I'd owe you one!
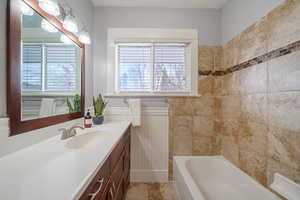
[105,106,169,183]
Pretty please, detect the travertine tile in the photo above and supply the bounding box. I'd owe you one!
[267,0,300,52]
[212,135,222,155]
[268,92,300,132]
[192,96,215,117]
[222,37,240,70]
[221,136,240,167]
[240,94,268,124]
[198,46,214,71]
[198,46,222,71]
[173,116,193,137]
[221,119,241,138]
[171,98,194,116]
[239,121,268,156]
[192,116,214,137]
[221,73,241,95]
[126,183,149,200]
[238,62,267,94]
[239,149,267,186]
[268,51,300,92]
[220,95,241,119]
[192,136,214,155]
[198,75,214,95]
[238,16,269,64]
[159,183,178,200]
[213,76,223,96]
[126,183,178,200]
[148,183,164,200]
[268,126,300,169]
[173,136,193,156]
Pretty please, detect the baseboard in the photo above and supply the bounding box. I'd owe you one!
[130,170,169,183]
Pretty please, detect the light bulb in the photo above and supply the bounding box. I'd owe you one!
[63,16,78,33]
[21,1,34,16]
[79,31,91,44]
[41,19,58,33]
[38,0,60,16]
[60,34,73,44]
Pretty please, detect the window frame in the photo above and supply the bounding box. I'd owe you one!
[116,42,190,94]
[106,28,198,97]
[21,42,81,96]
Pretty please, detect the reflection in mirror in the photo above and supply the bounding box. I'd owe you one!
[21,3,81,121]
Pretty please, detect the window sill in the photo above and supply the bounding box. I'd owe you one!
[104,93,201,98]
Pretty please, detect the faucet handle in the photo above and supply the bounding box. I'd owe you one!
[59,128,69,140]
[59,128,68,132]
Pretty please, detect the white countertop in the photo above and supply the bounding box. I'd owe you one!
[0,120,131,200]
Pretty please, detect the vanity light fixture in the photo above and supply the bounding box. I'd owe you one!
[41,19,58,33]
[38,0,60,16]
[21,1,34,16]
[63,15,78,33]
[60,34,73,44]
[79,31,91,44]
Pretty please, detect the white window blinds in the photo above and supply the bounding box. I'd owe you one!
[118,45,152,92]
[22,44,43,90]
[21,43,79,92]
[118,43,187,93]
[46,45,77,91]
[154,44,186,92]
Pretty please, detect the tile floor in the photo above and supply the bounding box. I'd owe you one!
[125,182,179,200]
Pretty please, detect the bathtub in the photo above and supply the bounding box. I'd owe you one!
[173,156,280,200]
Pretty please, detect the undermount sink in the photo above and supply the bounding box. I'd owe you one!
[65,131,105,149]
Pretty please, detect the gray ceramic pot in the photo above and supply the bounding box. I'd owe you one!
[92,116,104,125]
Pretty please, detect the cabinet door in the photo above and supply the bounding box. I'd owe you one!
[79,158,111,200]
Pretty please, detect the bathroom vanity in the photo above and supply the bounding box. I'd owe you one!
[79,123,131,200]
[0,121,131,200]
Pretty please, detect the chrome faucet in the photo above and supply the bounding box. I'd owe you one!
[59,125,84,140]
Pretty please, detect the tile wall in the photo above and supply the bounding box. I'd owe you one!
[168,1,300,198]
[168,46,222,180]
[216,0,300,192]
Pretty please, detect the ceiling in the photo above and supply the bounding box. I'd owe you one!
[91,0,228,9]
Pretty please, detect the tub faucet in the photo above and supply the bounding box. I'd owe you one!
[59,125,84,140]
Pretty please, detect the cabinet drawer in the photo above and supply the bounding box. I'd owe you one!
[79,158,111,200]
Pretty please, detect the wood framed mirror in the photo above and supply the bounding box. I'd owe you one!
[7,0,85,136]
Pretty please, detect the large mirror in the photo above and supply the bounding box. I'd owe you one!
[21,9,81,120]
[7,0,85,135]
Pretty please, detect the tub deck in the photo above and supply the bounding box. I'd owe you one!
[174,156,280,200]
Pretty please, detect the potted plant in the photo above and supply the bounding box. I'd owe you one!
[92,94,108,125]
[67,94,81,113]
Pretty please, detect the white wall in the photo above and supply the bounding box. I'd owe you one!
[0,0,94,158]
[221,0,284,44]
[93,7,221,95]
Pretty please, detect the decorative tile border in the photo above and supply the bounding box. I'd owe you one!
[199,40,300,76]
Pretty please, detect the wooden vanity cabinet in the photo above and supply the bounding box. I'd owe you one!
[79,127,131,200]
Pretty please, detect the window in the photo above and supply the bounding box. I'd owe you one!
[22,43,79,93]
[117,43,187,93]
[107,28,198,96]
